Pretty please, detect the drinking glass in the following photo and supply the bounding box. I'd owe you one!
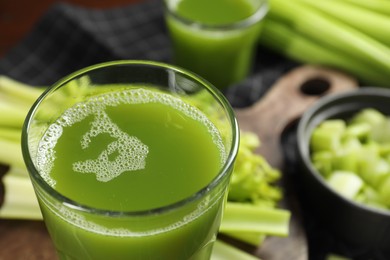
[22,60,239,259]
[164,0,268,89]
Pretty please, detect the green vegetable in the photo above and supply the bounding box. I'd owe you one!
[0,167,42,220]
[211,240,261,260]
[260,0,390,87]
[341,0,390,16]
[327,171,363,199]
[220,202,290,237]
[228,131,282,206]
[325,253,352,260]
[310,108,390,210]
[298,0,390,47]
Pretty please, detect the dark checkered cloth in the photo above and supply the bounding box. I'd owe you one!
[0,0,296,108]
[0,0,378,259]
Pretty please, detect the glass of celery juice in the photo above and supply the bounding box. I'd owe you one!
[21,60,239,259]
[164,0,268,89]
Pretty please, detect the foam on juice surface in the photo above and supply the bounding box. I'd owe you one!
[36,87,227,236]
[37,87,226,187]
[73,110,149,182]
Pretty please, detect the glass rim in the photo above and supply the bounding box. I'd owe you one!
[164,0,269,31]
[21,60,240,218]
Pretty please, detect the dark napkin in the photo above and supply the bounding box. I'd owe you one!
[0,0,372,259]
[0,0,296,107]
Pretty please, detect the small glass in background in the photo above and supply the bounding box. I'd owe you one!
[164,0,268,89]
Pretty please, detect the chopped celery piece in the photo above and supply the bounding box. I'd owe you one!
[332,150,359,173]
[310,120,345,152]
[343,123,370,141]
[211,240,260,260]
[355,186,386,210]
[351,108,386,127]
[327,171,363,199]
[312,151,333,177]
[228,132,282,205]
[220,202,290,237]
[223,232,265,247]
[325,253,352,260]
[378,175,390,207]
[370,118,390,144]
[310,108,390,210]
[358,155,389,188]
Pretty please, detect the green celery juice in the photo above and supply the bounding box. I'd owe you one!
[165,0,265,89]
[35,87,228,259]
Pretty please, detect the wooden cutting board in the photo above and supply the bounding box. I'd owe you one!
[0,65,358,260]
[235,65,358,260]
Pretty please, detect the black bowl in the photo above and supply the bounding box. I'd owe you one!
[297,87,390,257]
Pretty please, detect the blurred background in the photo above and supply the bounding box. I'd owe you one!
[0,0,141,56]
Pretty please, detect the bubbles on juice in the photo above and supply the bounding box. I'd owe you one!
[37,88,226,187]
[54,188,224,237]
[73,110,149,182]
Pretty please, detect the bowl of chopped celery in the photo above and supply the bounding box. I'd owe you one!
[297,87,390,255]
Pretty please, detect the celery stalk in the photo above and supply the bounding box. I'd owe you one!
[0,138,24,168]
[0,127,21,142]
[378,175,390,207]
[325,253,352,260]
[298,0,390,46]
[224,232,266,246]
[220,202,290,237]
[260,19,388,86]
[310,123,344,152]
[211,240,260,260]
[0,173,42,220]
[341,0,390,16]
[0,76,44,104]
[268,0,390,74]
[0,101,28,128]
[327,171,364,199]
[6,166,30,178]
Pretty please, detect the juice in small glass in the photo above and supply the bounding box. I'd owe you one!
[22,61,239,259]
[164,0,268,89]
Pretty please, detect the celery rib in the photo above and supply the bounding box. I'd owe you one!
[0,128,21,142]
[0,76,44,104]
[299,0,390,47]
[211,240,260,260]
[260,18,388,86]
[0,173,42,220]
[220,202,290,237]
[0,138,25,168]
[267,0,390,76]
[341,0,390,16]
[223,232,265,246]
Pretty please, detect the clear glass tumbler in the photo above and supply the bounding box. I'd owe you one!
[22,60,239,259]
[164,0,268,89]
